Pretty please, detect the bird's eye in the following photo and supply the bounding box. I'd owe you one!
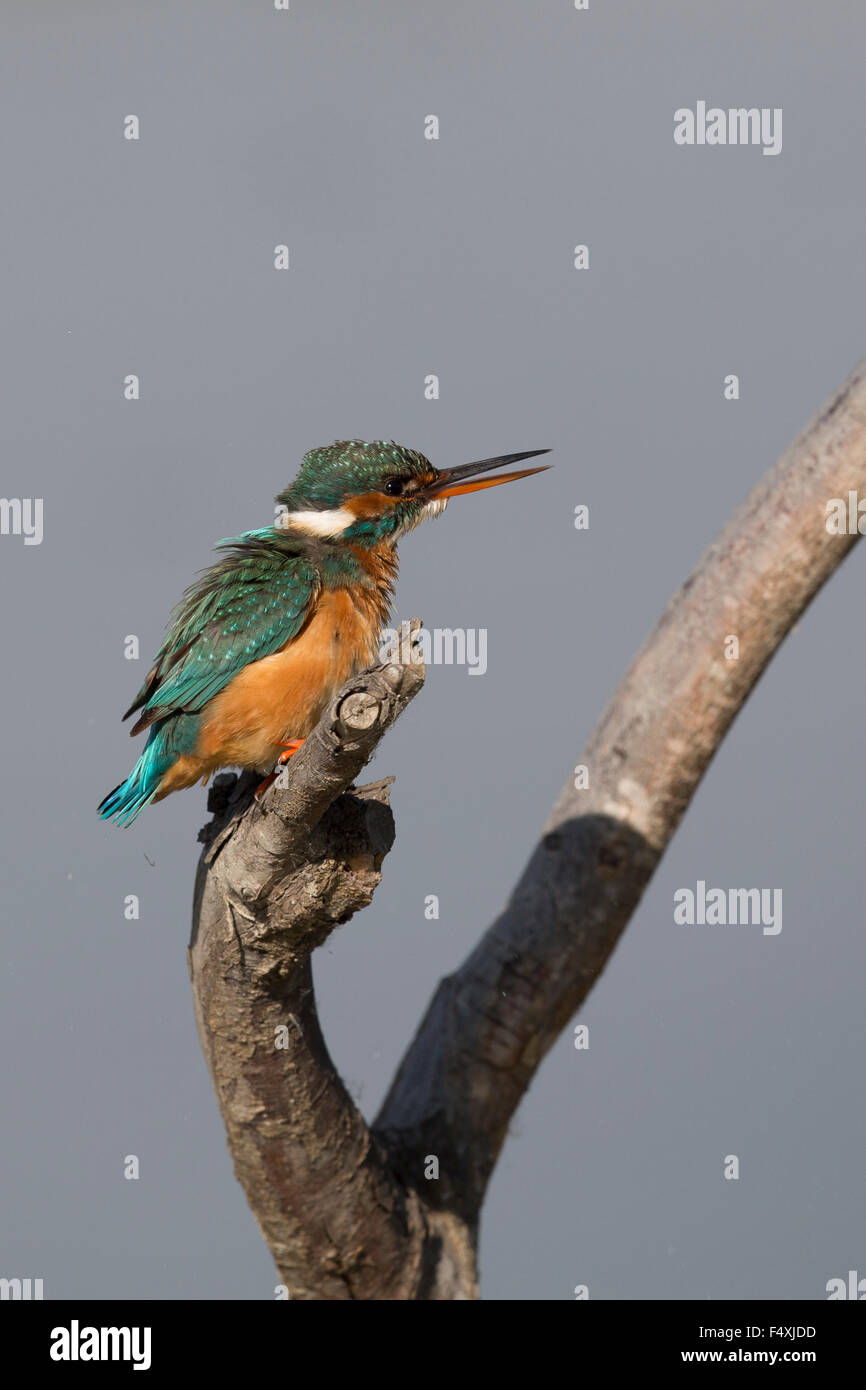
[383,478,405,497]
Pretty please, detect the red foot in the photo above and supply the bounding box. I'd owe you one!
[254,739,306,802]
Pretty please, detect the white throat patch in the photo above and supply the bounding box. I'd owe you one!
[387,497,449,544]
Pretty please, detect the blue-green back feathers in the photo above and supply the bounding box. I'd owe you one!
[123,528,319,734]
[99,528,319,825]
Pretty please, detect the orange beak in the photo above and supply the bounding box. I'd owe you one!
[424,449,551,501]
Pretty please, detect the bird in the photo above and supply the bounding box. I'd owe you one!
[98,439,550,826]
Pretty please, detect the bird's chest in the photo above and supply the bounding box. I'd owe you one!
[296,584,384,698]
[199,585,385,768]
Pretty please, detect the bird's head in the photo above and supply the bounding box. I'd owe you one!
[275,439,550,546]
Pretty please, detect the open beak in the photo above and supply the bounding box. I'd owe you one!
[423,449,551,501]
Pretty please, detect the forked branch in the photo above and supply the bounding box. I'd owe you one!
[190,358,866,1298]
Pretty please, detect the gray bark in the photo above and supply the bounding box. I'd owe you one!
[189,357,866,1298]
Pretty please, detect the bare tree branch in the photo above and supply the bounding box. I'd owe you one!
[376,357,866,1216]
[190,357,866,1297]
[188,624,478,1298]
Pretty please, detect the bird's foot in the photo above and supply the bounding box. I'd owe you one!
[254,739,306,802]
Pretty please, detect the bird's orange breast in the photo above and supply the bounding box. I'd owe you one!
[198,586,382,770]
[152,587,385,802]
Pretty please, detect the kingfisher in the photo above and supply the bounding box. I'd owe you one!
[98,439,550,826]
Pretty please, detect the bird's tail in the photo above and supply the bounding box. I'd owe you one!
[98,728,174,827]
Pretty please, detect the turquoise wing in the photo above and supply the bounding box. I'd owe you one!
[124,528,319,735]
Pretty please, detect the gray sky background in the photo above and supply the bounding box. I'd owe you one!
[1,0,864,1299]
